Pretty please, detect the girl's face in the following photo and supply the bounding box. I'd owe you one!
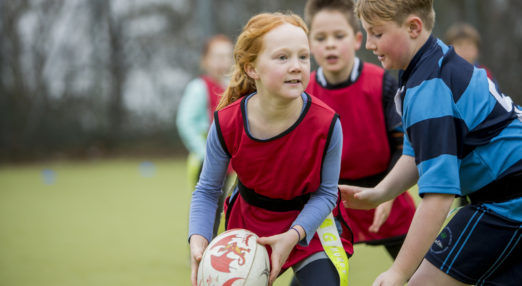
[309,10,362,83]
[247,23,310,101]
[203,40,233,81]
[362,19,413,70]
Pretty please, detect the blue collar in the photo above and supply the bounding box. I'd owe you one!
[399,35,437,87]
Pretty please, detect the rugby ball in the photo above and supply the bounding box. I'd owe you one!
[197,228,270,286]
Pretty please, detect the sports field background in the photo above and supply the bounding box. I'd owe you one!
[0,158,401,285]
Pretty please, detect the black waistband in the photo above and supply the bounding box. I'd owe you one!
[237,180,310,212]
[338,172,386,188]
[468,170,522,204]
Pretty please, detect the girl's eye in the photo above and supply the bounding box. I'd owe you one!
[335,34,345,40]
[279,55,287,61]
[315,36,325,42]
[300,54,309,60]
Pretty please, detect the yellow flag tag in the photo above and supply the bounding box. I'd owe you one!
[317,213,349,286]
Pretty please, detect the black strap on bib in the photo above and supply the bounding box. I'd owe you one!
[237,180,310,212]
[338,171,386,188]
[468,170,522,204]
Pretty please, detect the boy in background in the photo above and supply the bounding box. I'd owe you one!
[304,0,415,261]
[446,22,494,79]
[341,0,522,285]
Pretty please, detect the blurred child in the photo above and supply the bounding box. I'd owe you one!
[446,22,494,80]
[304,0,415,262]
[177,35,234,237]
[177,34,233,188]
[341,0,522,285]
[189,12,352,286]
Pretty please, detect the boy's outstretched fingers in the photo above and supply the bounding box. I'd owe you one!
[339,184,379,210]
[339,184,361,201]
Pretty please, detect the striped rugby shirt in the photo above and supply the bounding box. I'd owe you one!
[396,35,522,221]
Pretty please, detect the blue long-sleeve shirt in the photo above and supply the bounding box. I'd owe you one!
[189,93,342,245]
[176,78,210,160]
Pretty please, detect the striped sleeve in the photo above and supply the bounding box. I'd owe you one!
[403,78,465,196]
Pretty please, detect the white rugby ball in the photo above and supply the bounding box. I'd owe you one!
[197,228,270,286]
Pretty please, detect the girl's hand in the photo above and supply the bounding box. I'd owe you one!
[257,227,302,286]
[189,234,209,286]
[369,200,394,233]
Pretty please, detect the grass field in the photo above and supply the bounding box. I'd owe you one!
[0,158,397,286]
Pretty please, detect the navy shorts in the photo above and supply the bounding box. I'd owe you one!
[292,257,339,286]
[425,205,522,285]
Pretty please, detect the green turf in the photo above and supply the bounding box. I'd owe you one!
[0,159,396,286]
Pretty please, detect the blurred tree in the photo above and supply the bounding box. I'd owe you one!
[0,0,67,160]
[432,0,522,103]
[103,0,128,148]
[0,0,520,162]
[0,0,29,160]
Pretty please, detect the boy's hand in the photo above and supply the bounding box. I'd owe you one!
[339,184,383,210]
[372,269,407,286]
[189,234,209,286]
[257,228,301,285]
[369,200,394,233]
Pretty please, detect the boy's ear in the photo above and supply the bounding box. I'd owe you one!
[405,15,423,38]
[354,31,363,51]
[245,63,258,79]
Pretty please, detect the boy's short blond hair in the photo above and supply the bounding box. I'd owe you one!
[445,22,481,47]
[355,0,435,31]
[304,0,360,33]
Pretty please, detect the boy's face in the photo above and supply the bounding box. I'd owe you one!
[309,10,362,82]
[361,18,413,70]
[452,39,479,64]
[248,23,311,101]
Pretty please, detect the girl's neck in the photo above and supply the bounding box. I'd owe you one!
[257,92,302,118]
[247,92,303,139]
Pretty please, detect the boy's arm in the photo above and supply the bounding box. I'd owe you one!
[376,193,454,285]
[340,154,418,209]
[374,154,418,201]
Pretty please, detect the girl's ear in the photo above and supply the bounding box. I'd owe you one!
[245,63,258,80]
[405,15,423,38]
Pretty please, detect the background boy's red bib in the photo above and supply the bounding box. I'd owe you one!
[308,63,389,179]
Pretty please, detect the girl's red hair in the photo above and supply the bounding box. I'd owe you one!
[216,12,308,110]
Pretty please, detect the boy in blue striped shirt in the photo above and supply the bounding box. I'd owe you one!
[340,0,522,285]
